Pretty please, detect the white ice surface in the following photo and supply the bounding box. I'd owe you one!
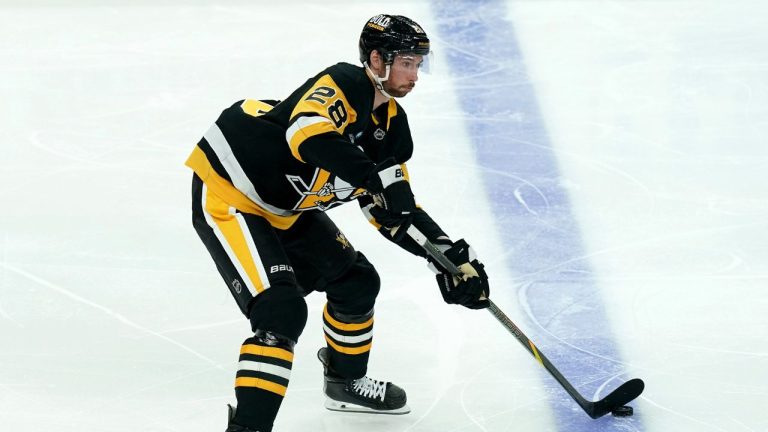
[1,1,766,431]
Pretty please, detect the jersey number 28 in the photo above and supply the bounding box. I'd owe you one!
[305,86,348,129]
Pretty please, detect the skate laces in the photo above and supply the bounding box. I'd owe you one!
[351,376,387,401]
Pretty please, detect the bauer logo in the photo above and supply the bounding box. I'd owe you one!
[270,264,294,274]
[395,168,403,178]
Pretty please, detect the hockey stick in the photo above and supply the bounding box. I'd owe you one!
[404,225,645,419]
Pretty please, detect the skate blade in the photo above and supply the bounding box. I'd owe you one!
[324,398,411,415]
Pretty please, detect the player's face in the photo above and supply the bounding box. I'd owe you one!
[383,54,424,97]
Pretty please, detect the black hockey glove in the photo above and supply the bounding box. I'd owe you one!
[429,239,490,310]
[365,158,416,241]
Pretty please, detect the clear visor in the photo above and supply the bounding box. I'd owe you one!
[390,51,433,74]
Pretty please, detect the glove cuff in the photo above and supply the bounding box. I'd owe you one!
[365,157,403,194]
[377,163,406,188]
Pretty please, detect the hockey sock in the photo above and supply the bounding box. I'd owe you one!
[233,333,294,431]
[322,303,374,379]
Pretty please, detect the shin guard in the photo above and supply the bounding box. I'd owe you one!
[322,303,373,379]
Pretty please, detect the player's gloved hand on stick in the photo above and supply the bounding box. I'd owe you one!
[366,158,415,241]
[429,238,490,309]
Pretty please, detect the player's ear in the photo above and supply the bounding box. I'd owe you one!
[369,50,383,69]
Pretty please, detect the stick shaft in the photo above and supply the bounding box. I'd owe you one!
[485,300,588,405]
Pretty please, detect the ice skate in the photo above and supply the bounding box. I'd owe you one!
[317,347,410,415]
[225,404,263,432]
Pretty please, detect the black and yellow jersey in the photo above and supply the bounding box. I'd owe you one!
[186,62,416,229]
[186,61,447,256]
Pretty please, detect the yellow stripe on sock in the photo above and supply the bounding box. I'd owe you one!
[323,304,373,332]
[235,377,287,396]
[240,344,294,362]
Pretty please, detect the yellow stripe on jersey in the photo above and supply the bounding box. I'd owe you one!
[240,344,295,362]
[234,377,288,396]
[203,192,268,295]
[368,219,383,230]
[240,99,275,117]
[386,98,397,129]
[290,74,358,130]
[286,74,358,160]
[370,98,398,128]
[400,163,410,181]
[286,116,336,162]
[361,203,383,230]
[185,146,301,230]
[323,304,373,331]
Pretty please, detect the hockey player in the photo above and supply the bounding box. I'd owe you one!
[185,14,490,432]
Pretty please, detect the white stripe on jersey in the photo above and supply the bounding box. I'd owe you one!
[204,123,294,217]
[286,115,334,147]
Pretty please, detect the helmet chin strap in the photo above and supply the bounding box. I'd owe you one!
[364,61,393,99]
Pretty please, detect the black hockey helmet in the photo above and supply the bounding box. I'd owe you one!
[358,14,431,65]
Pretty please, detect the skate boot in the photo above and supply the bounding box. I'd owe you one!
[317,347,410,414]
[225,404,263,432]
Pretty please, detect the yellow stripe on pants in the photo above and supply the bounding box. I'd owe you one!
[204,188,266,294]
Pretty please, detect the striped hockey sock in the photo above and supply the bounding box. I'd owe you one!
[322,303,373,379]
[232,335,294,430]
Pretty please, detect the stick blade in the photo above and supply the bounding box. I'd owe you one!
[586,378,645,419]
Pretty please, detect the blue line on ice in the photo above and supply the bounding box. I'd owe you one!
[430,1,644,430]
